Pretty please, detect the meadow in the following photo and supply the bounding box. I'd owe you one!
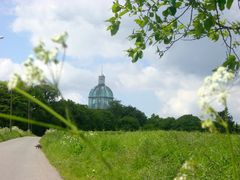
[0,126,30,142]
[40,130,240,180]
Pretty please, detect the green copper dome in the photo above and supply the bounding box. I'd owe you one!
[88,74,114,109]
[89,85,113,98]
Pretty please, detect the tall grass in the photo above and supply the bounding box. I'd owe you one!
[41,130,240,180]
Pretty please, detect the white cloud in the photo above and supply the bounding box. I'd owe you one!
[99,62,203,117]
[12,0,131,59]
[0,58,21,80]
[158,89,199,117]
[228,86,240,122]
[63,91,85,104]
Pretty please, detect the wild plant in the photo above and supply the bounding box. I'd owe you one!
[0,32,111,169]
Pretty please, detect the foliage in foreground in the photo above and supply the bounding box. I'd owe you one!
[41,130,240,180]
[0,126,31,142]
[108,0,240,67]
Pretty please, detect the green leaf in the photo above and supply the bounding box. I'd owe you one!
[132,51,139,63]
[206,3,216,10]
[162,9,169,17]
[175,1,182,8]
[170,0,176,6]
[154,32,161,41]
[226,0,233,9]
[222,55,240,71]
[193,19,204,38]
[173,20,178,28]
[208,31,219,41]
[134,17,148,28]
[169,6,177,16]
[132,50,143,63]
[135,19,144,27]
[164,36,172,44]
[155,14,162,23]
[119,9,128,16]
[136,0,144,6]
[204,16,215,31]
[110,21,120,36]
[106,17,116,23]
[218,0,226,10]
[152,5,158,12]
[178,24,184,30]
[112,2,121,13]
[125,0,133,10]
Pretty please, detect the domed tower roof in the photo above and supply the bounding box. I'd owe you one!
[88,74,114,109]
[89,85,113,98]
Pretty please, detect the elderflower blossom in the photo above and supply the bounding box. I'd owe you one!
[23,57,44,87]
[48,47,59,62]
[7,58,44,90]
[201,119,216,132]
[174,159,195,180]
[197,66,235,113]
[7,32,68,90]
[52,31,68,47]
[198,66,235,130]
[8,74,21,90]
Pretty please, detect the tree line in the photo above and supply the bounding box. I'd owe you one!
[0,81,239,135]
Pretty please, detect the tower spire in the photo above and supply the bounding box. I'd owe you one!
[98,65,105,85]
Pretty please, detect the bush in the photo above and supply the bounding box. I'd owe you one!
[118,116,140,131]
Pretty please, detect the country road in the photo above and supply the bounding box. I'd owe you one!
[0,137,62,180]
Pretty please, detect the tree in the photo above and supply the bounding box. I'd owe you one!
[108,100,125,119]
[0,81,29,129]
[26,84,60,135]
[118,116,140,130]
[216,107,235,133]
[143,114,176,130]
[175,114,202,131]
[0,81,11,127]
[29,84,60,104]
[108,100,147,127]
[143,113,204,131]
[107,0,240,71]
[0,81,61,135]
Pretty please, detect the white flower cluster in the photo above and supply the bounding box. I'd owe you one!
[24,57,44,87]
[85,131,98,136]
[8,74,21,90]
[7,57,44,90]
[7,32,68,90]
[45,128,56,134]
[198,66,235,113]
[174,159,195,180]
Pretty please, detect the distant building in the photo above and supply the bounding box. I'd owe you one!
[88,74,113,109]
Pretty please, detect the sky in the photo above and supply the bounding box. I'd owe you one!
[0,0,239,121]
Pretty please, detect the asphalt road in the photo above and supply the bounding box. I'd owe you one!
[0,136,62,180]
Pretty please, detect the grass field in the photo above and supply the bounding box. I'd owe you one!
[40,130,240,180]
[0,126,31,142]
